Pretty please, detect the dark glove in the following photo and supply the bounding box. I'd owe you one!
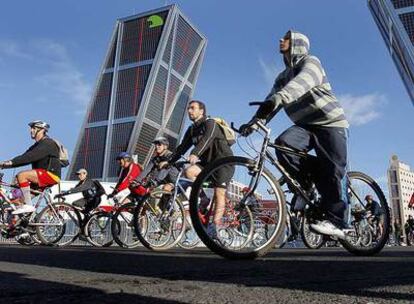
[130,180,141,188]
[144,179,157,188]
[0,161,12,169]
[107,191,116,199]
[239,122,255,137]
[54,191,68,199]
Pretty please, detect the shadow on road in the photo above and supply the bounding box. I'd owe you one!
[0,245,413,302]
[0,269,187,303]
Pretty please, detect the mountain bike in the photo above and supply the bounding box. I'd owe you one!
[132,161,187,251]
[189,105,390,259]
[0,172,81,246]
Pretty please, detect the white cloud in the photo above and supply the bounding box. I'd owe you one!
[339,93,386,126]
[32,40,92,111]
[0,40,32,60]
[258,57,282,87]
[0,38,92,113]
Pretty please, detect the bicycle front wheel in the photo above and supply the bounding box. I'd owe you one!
[189,156,286,259]
[85,212,114,247]
[111,202,140,249]
[36,202,81,246]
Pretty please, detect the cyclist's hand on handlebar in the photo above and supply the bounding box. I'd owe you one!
[239,123,255,137]
[158,161,169,169]
[239,117,260,137]
[54,191,68,199]
[188,154,199,165]
[0,161,12,169]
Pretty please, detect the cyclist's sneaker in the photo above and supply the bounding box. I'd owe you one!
[310,220,346,239]
[12,204,36,215]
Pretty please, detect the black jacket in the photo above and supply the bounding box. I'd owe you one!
[137,150,179,185]
[67,179,105,202]
[169,117,233,165]
[10,137,61,178]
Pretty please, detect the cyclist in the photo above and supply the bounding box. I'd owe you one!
[365,194,384,237]
[55,168,105,214]
[0,120,61,214]
[134,136,178,201]
[240,30,349,239]
[108,152,142,202]
[160,100,234,236]
[405,215,414,246]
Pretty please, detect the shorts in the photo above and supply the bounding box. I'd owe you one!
[35,169,60,188]
[196,163,234,189]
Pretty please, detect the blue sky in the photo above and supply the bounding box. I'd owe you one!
[0,0,413,194]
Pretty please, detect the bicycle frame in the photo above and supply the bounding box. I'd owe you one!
[0,178,64,227]
[241,120,314,208]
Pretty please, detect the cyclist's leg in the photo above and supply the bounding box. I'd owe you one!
[72,198,87,209]
[211,164,235,225]
[16,170,39,205]
[184,165,202,181]
[275,126,314,190]
[311,127,348,225]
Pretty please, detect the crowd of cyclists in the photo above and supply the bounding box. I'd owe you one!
[0,30,408,256]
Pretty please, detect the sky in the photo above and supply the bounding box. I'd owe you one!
[0,0,413,195]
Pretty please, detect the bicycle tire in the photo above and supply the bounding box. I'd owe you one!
[35,202,81,246]
[133,196,186,251]
[85,212,114,247]
[189,156,286,260]
[301,216,326,249]
[111,202,140,249]
[339,171,390,256]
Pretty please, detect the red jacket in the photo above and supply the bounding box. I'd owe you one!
[115,163,142,192]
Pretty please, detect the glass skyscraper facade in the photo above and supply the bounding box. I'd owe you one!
[369,0,414,104]
[68,5,207,181]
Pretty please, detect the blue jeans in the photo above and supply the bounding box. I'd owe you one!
[275,125,348,221]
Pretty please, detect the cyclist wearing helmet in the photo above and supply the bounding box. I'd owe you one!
[365,194,384,237]
[108,152,142,201]
[0,120,61,214]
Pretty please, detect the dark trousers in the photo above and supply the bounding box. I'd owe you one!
[275,125,348,220]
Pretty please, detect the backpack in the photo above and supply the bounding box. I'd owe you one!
[210,117,236,146]
[93,180,106,197]
[52,139,70,167]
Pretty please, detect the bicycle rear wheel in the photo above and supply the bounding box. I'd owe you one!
[301,216,326,249]
[85,212,114,247]
[111,202,140,249]
[189,156,286,259]
[340,171,390,256]
[36,202,81,246]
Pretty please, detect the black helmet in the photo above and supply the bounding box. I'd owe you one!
[28,120,50,131]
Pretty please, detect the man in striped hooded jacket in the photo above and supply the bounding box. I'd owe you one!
[241,30,349,239]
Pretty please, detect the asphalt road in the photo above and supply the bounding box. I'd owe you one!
[0,245,413,304]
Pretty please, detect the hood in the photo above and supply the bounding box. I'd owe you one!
[284,30,310,67]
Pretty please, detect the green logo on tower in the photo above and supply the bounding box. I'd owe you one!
[147,15,164,28]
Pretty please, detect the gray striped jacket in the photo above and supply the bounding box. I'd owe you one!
[266,31,349,128]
